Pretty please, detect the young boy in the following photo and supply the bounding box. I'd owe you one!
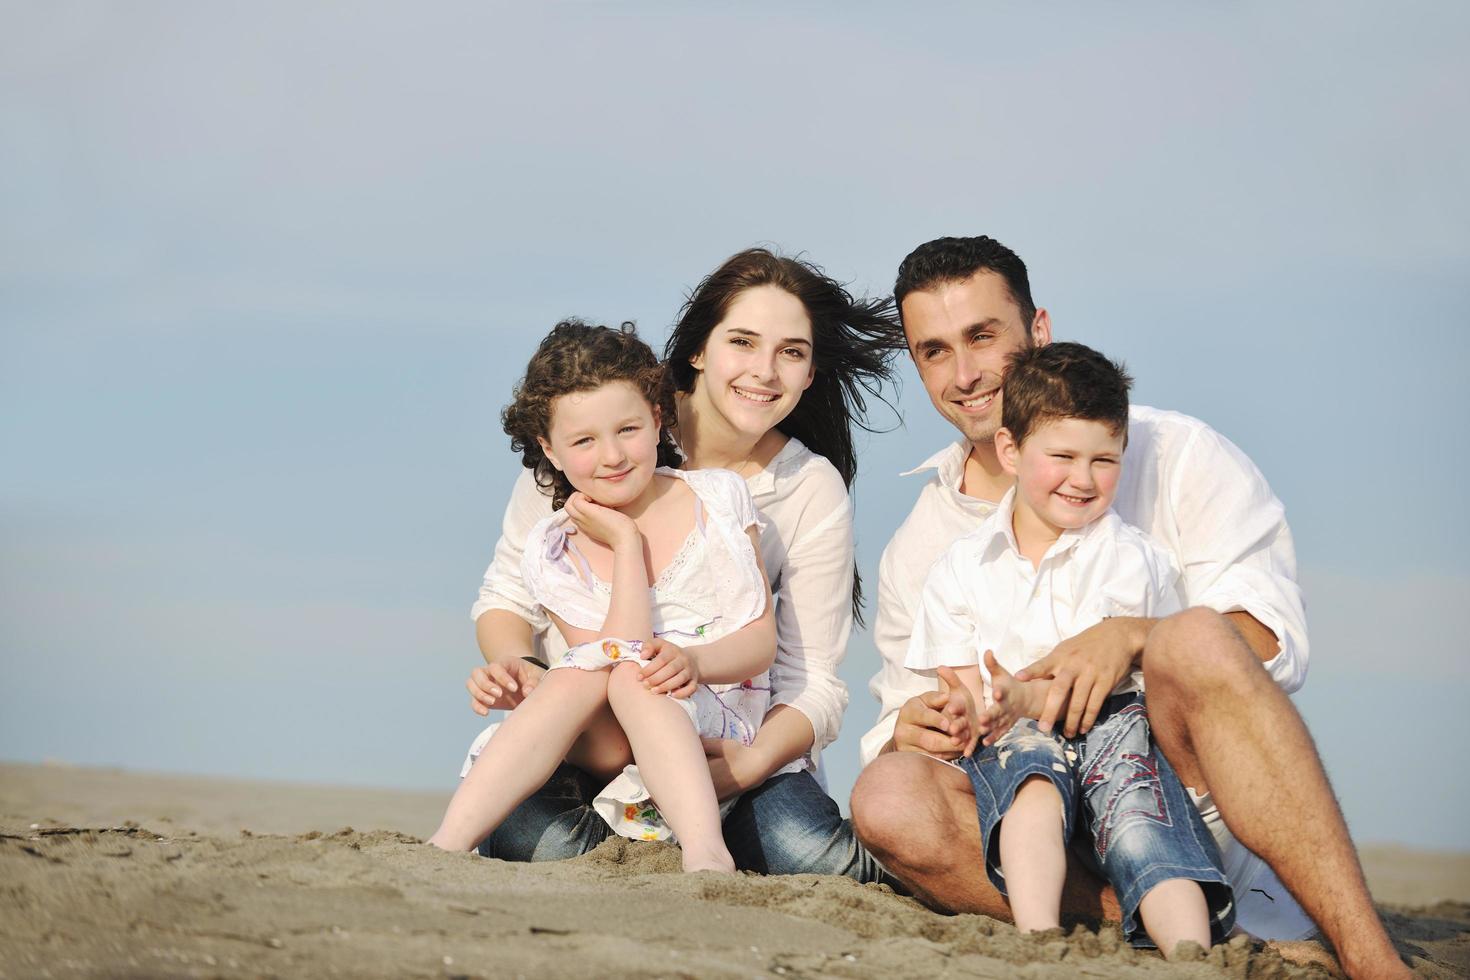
[905,342,1235,957]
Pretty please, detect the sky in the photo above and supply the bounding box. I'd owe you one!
[2,1,1468,851]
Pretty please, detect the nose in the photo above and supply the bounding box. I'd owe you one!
[751,349,779,384]
[1070,460,1096,491]
[953,347,983,392]
[599,438,627,469]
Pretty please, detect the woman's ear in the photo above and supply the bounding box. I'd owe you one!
[689,349,705,372]
[995,428,1020,477]
[537,436,563,473]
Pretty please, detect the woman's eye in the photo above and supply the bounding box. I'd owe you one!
[782,347,807,359]
[729,337,751,347]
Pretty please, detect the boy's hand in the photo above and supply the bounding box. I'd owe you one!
[638,637,700,698]
[936,666,982,758]
[563,492,642,551]
[466,659,546,715]
[979,650,1040,746]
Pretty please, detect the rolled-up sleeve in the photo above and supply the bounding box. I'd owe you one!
[767,479,853,758]
[860,538,938,767]
[1169,426,1309,692]
[470,468,554,632]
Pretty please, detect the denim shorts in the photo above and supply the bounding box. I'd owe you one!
[958,692,1235,947]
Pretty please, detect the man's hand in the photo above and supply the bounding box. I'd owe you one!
[1015,616,1151,737]
[701,737,770,801]
[892,666,978,759]
[637,637,700,698]
[466,658,547,715]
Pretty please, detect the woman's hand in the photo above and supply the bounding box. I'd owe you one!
[701,737,772,801]
[563,492,641,551]
[637,637,700,698]
[466,659,546,715]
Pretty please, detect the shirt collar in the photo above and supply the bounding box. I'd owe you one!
[900,439,970,487]
[978,486,1090,562]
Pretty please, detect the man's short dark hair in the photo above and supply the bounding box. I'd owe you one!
[1002,342,1133,447]
[893,236,1037,328]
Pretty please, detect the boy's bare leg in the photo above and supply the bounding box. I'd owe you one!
[606,662,734,873]
[849,752,1119,922]
[1137,879,1210,959]
[430,669,610,851]
[1143,608,1408,979]
[998,777,1066,933]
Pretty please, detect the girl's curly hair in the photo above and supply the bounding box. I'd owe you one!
[502,320,681,509]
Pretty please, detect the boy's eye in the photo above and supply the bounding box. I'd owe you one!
[619,425,640,434]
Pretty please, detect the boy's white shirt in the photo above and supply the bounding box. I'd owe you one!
[863,405,1309,768]
[904,486,1183,701]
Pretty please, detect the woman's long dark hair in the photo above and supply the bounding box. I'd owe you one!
[664,248,902,626]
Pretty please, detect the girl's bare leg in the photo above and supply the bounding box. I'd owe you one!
[999,776,1067,933]
[1137,878,1211,959]
[429,669,610,851]
[565,701,634,782]
[606,662,733,873]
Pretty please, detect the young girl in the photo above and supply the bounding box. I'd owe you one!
[428,321,777,872]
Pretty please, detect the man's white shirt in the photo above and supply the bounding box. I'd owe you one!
[862,404,1309,767]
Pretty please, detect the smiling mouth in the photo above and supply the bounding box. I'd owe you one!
[955,389,997,411]
[733,386,779,404]
[599,467,634,481]
[1054,491,1095,506]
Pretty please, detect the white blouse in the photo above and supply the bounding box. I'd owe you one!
[473,436,854,770]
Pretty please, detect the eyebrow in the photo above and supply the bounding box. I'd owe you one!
[726,327,812,348]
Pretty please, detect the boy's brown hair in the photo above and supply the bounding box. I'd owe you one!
[1001,342,1133,447]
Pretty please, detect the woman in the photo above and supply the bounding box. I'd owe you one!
[463,247,899,878]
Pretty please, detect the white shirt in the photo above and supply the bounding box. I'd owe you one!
[862,405,1309,766]
[905,487,1183,700]
[474,436,854,768]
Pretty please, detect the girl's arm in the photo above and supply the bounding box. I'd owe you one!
[554,492,653,646]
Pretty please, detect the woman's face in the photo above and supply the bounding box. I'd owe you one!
[538,380,661,508]
[688,285,815,442]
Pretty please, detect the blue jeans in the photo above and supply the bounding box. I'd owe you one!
[477,764,896,885]
[960,692,1235,947]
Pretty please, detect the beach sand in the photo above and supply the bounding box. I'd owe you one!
[2,761,1466,978]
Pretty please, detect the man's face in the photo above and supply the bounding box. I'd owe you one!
[900,271,1051,448]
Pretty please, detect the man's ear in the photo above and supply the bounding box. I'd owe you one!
[995,428,1020,477]
[537,436,563,472]
[1030,308,1053,348]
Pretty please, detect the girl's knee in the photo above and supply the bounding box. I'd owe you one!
[605,660,650,702]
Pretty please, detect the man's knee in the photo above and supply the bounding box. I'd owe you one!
[851,753,967,863]
[1144,607,1261,702]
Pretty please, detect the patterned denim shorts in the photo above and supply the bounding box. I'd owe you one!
[958,691,1236,947]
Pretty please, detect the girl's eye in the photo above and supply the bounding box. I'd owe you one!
[572,437,593,447]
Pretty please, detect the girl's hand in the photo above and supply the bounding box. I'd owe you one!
[637,637,700,698]
[563,492,641,551]
[979,649,1046,746]
[466,659,546,715]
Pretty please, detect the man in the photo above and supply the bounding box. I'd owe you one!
[851,236,1406,978]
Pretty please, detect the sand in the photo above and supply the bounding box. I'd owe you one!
[2,762,1466,979]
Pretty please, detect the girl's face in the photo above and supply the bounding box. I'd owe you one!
[538,380,662,508]
[688,285,815,442]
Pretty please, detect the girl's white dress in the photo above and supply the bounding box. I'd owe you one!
[461,467,794,840]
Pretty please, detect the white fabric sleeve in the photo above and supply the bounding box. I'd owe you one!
[860,537,939,767]
[906,550,979,672]
[469,468,555,631]
[766,472,853,758]
[1168,426,1309,693]
[1080,522,1185,623]
[716,467,763,532]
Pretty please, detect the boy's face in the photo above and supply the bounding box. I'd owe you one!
[997,417,1125,531]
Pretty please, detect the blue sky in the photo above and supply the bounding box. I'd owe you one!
[3,1,1467,850]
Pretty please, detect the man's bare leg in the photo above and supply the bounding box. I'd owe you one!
[1143,608,1408,979]
[849,752,1118,923]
